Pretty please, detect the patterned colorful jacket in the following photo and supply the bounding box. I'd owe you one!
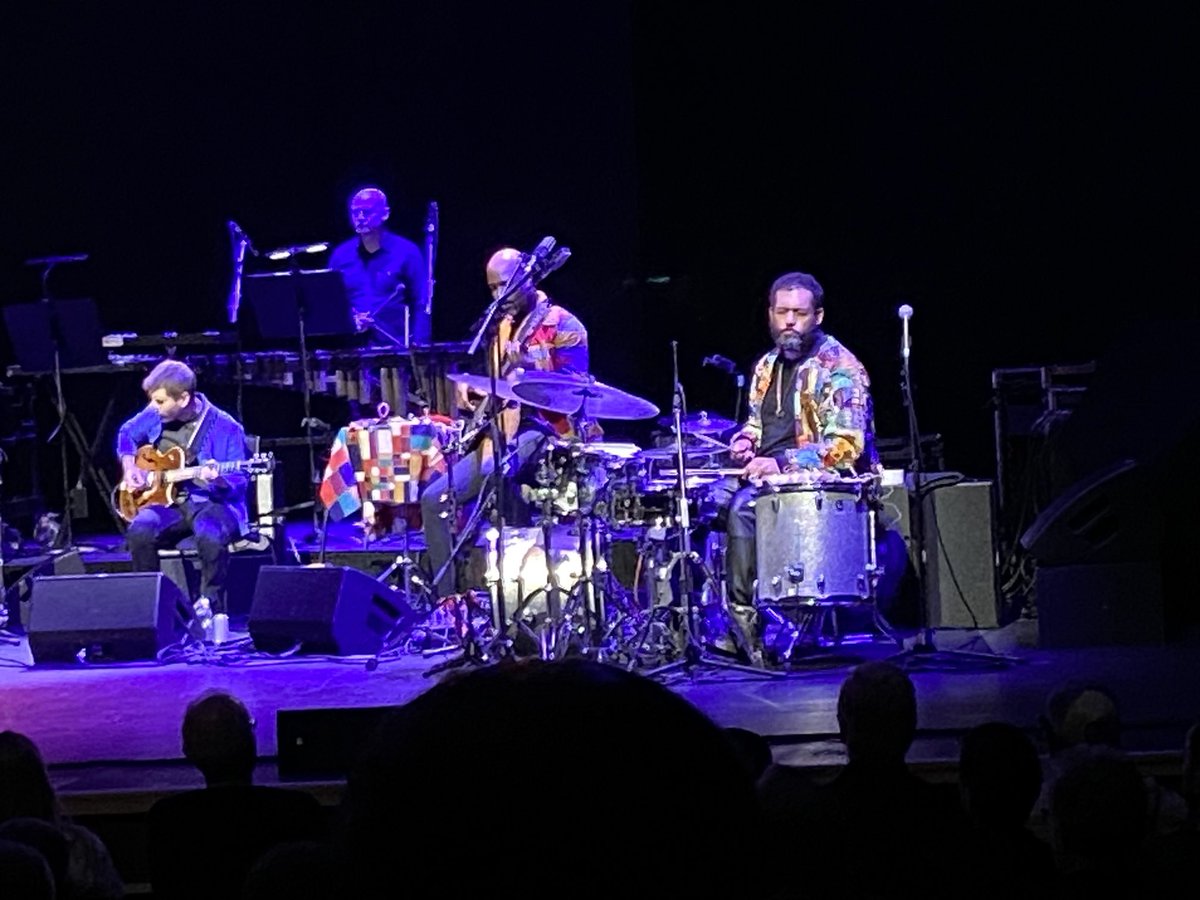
[734,332,877,473]
[500,298,592,438]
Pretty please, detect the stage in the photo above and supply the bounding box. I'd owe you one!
[3,517,1196,774]
[2,518,1196,892]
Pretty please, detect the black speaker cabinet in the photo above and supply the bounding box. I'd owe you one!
[276,705,401,781]
[4,549,87,628]
[27,572,191,663]
[248,565,416,655]
[881,476,1000,629]
[1035,560,1165,648]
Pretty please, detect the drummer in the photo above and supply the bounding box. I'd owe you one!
[710,270,879,659]
[420,246,596,598]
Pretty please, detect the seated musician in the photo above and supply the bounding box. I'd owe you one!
[116,360,249,636]
[708,271,878,659]
[419,246,591,599]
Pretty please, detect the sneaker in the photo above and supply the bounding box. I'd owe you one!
[192,596,214,641]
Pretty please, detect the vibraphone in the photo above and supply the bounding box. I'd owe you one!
[5,342,475,418]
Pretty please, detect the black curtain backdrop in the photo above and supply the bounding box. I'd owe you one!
[1,2,1194,523]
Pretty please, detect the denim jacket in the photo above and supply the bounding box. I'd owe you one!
[115,393,249,532]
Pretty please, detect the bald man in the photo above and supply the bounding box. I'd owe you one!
[328,187,431,346]
[420,246,591,598]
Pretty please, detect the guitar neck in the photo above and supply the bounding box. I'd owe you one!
[163,459,249,484]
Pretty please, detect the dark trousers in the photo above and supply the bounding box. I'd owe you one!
[704,476,760,607]
[125,499,241,609]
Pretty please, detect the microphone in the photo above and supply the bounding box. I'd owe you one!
[228,221,259,256]
[898,304,913,360]
[520,235,557,274]
[532,245,570,281]
[24,254,88,266]
[703,354,738,375]
[425,201,439,237]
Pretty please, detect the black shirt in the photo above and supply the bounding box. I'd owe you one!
[758,356,802,462]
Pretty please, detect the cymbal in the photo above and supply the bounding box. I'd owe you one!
[657,410,737,434]
[511,373,660,421]
[446,372,524,406]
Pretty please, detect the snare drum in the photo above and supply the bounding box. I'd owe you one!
[753,475,877,603]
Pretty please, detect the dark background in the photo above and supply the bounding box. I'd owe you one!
[1,2,1194,532]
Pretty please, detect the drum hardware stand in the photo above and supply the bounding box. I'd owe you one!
[884,306,1018,671]
[409,435,530,676]
[509,442,615,660]
[505,457,571,659]
[641,343,784,682]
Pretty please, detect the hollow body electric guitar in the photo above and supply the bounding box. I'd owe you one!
[457,300,554,455]
[115,445,275,523]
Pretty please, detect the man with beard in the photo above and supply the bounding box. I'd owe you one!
[709,271,877,660]
[419,246,591,599]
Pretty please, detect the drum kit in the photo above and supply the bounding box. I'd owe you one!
[404,367,885,671]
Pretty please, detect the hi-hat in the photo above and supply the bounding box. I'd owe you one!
[637,446,724,461]
[657,410,736,434]
[511,373,659,420]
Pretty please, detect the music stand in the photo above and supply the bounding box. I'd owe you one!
[241,270,360,539]
[240,270,359,347]
[2,298,120,547]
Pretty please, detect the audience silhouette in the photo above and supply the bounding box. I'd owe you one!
[757,661,970,900]
[146,690,326,900]
[956,721,1054,898]
[1032,679,1188,842]
[0,837,56,900]
[0,730,124,899]
[339,658,762,899]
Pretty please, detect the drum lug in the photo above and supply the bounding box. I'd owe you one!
[856,573,867,595]
[786,564,805,585]
[816,574,826,594]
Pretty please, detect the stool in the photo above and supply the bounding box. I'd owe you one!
[159,534,278,619]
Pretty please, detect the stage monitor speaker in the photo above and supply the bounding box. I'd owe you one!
[276,705,401,781]
[248,565,416,656]
[883,476,1000,629]
[1019,458,1162,566]
[27,572,191,663]
[4,549,87,628]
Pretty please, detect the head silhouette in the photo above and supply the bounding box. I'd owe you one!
[342,658,760,897]
[836,661,918,765]
[181,691,257,786]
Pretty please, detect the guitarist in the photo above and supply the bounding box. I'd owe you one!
[419,246,592,599]
[116,360,249,632]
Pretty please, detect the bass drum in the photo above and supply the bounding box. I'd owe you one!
[753,477,877,603]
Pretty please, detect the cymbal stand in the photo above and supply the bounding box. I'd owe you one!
[641,343,783,681]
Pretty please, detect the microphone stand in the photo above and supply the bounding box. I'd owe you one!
[642,342,782,682]
[31,259,80,552]
[885,314,1017,671]
[424,201,437,320]
[288,259,324,543]
[420,266,537,673]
